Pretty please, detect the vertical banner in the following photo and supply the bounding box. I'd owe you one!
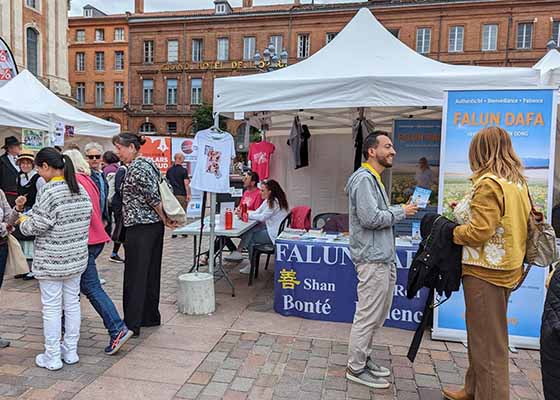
[434,88,558,349]
[0,37,18,87]
[172,137,202,218]
[140,136,172,172]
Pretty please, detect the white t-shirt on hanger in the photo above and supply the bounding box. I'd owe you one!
[190,128,236,194]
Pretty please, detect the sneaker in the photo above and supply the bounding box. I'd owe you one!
[35,353,63,371]
[23,272,35,281]
[105,327,133,355]
[225,251,244,262]
[109,255,125,263]
[239,264,251,274]
[61,344,79,365]
[0,337,10,348]
[99,278,107,285]
[366,357,391,377]
[346,367,390,389]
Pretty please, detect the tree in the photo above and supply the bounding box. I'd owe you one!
[191,104,227,134]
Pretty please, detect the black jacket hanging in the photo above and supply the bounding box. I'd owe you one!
[541,268,560,400]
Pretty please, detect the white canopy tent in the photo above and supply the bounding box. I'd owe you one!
[0,70,120,139]
[214,8,556,215]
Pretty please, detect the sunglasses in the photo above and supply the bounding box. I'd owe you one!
[86,155,102,160]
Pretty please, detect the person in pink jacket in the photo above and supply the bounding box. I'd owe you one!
[64,150,132,356]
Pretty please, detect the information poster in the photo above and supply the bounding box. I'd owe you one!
[22,128,47,151]
[434,88,557,349]
[140,136,172,172]
[172,137,202,218]
[0,37,18,87]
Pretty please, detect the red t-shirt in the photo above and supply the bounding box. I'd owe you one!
[249,141,275,180]
[240,188,263,211]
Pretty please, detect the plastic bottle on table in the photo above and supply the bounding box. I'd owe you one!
[225,208,233,230]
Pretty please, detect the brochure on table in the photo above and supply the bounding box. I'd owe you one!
[434,88,558,349]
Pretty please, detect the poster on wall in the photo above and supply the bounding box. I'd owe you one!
[434,88,558,349]
[172,137,202,218]
[53,121,65,147]
[140,136,172,172]
[22,128,47,151]
[0,37,18,87]
[391,120,441,205]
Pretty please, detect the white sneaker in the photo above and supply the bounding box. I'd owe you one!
[35,353,63,371]
[99,278,107,285]
[239,264,251,274]
[61,344,79,365]
[225,251,244,262]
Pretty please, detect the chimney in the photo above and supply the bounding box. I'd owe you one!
[243,0,253,8]
[134,0,144,14]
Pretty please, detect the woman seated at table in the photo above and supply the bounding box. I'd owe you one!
[235,179,289,274]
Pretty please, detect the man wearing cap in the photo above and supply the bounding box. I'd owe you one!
[0,136,22,206]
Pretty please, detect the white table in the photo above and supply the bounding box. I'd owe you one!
[174,216,258,296]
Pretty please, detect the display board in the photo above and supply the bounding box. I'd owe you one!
[140,136,172,172]
[172,138,202,218]
[434,88,558,349]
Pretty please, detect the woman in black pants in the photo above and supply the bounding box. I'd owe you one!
[112,133,178,336]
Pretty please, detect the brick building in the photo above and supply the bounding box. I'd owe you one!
[0,0,71,97]
[68,5,129,129]
[68,0,560,137]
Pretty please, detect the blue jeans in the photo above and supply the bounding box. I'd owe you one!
[0,243,8,289]
[243,225,273,261]
[81,244,125,339]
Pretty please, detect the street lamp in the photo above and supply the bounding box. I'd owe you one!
[253,42,288,72]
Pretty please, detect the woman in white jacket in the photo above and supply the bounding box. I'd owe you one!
[236,179,289,274]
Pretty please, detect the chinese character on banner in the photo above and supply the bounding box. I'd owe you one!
[277,269,301,290]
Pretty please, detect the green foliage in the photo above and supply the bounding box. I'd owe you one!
[191,104,227,134]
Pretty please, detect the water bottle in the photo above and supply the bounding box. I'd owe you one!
[225,208,233,230]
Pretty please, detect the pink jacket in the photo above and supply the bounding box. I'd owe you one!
[77,173,111,245]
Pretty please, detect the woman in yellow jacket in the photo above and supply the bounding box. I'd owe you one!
[442,127,531,400]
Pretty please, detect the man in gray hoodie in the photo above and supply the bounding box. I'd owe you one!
[345,131,418,389]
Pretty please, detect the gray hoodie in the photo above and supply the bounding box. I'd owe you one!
[345,167,406,264]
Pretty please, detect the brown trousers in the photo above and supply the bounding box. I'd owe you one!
[463,275,511,400]
[175,195,187,210]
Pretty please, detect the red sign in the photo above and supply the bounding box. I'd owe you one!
[140,136,172,172]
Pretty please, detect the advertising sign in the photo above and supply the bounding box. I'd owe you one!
[172,138,202,218]
[0,37,18,87]
[140,136,172,172]
[435,88,558,349]
[274,239,429,331]
[22,128,48,151]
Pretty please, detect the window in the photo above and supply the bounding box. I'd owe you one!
[167,78,178,105]
[114,28,125,41]
[95,52,105,71]
[326,32,337,44]
[76,52,85,72]
[388,28,400,38]
[144,40,154,64]
[114,51,124,70]
[217,38,229,61]
[243,37,256,61]
[517,23,533,49]
[482,24,498,51]
[553,21,560,46]
[140,122,156,134]
[95,82,105,107]
[416,28,431,54]
[270,35,283,54]
[167,40,179,63]
[448,26,464,53]
[215,3,226,14]
[297,34,310,59]
[192,39,203,62]
[191,78,202,105]
[26,28,38,76]
[84,8,93,17]
[76,83,85,107]
[95,29,105,42]
[167,122,177,135]
[143,79,154,105]
[26,0,37,9]
[114,82,124,107]
[76,30,85,42]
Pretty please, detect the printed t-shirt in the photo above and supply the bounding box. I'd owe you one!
[240,188,263,211]
[249,141,275,180]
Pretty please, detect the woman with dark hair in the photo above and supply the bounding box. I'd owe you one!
[103,150,125,263]
[112,133,177,336]
[102,151,120,176]
[236,179,289,273]
[17,148,92,370]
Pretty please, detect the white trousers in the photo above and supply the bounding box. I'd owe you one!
[38,276,81,361]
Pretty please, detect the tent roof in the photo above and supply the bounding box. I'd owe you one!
[534,49,560,86]
[214,8,543,113]
[0,70,120,137]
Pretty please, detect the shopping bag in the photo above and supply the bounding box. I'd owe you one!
[5,235,29,277]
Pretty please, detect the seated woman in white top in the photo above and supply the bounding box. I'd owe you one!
[235,179,289,274]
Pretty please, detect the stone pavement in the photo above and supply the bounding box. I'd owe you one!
[0,230,544,399]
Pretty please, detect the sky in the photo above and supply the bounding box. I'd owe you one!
[69,0,365,15]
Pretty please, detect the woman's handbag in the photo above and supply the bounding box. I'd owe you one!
[144,160,186,225]
[5,234,29,277]
[524,192,558,267]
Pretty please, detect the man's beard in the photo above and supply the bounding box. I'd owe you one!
[378,157,393,168]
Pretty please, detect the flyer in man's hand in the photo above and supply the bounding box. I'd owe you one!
[411,187,432,209]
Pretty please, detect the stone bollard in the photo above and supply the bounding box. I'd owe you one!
[177,272,216,315]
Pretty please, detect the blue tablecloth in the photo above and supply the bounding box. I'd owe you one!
[273,238,429,331]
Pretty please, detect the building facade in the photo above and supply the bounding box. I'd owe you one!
[0,0,71,97]
[68,0,560,137]
[68,5,129,129]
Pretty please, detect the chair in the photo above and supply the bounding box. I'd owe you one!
[248,212,291,286]
[291,206,311,230]
[312,213,341,230]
